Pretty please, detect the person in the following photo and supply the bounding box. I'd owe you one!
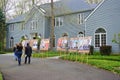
[24,43,32,64]
[16,43,23,66]
[13,44,18,61]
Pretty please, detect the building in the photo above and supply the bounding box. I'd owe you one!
[6,0,120,53]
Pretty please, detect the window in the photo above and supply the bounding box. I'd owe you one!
[10,37,14,48]
[77,32,84,37]
[30,20,37,30]
[30,33,38,39]
[62,33,68,37]
[78,13,84,25]
[55,17,63,27]
[95,28,106,47]
[21,23,25,30]
[9,24,14,31]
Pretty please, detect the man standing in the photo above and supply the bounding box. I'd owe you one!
[24,43,32,64]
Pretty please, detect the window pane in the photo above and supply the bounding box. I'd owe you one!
[101,34,106,46]
[95,28,106,33]
[95,35,100,47]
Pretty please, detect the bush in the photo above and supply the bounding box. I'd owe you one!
[4,48,13,52]
[89,45,94,55]
[100,45,112,55]
[0,51,6,54]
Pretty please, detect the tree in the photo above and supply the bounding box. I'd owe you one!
[0,0,16,20]
[0,8,5,51]
[112,33,120,53]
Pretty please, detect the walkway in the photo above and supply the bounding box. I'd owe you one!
[0,54,120,80]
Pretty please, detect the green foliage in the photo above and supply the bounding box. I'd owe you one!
[0,8,6,51]
[20,36,26,42]
[32,51,60,58]
[4,48,13,52]
[112,33,120,44]
[93,51,101,55]
[112,33,120,53]
[0,72,3,80]
[0,51,6,54]
[61,53,120,74]
[100,45,112,55]
[89,45,94,55]
[32,51,120,74]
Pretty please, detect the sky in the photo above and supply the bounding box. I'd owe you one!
[6,0,60,19]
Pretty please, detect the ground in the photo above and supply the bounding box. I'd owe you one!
[0,54,120,80]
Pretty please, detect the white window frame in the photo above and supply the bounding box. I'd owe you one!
[9,38,14,48]
[55,17,63,27]
[94,28,106,48]
[9,24,14,32]
[21,23,25,31]
[78,13,84,25]
[31,20,37,30]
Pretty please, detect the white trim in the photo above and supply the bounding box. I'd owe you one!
[85,0,105,21]
[33,5,45,15]
[55,17,63,27]
[94,27,107,48]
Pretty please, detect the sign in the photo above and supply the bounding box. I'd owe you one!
[29,39,38,51]
[57,36,92,53]
[57,37,68,51]
[69,36,92,53]
[68,37,78,52]
[40,39,50,51]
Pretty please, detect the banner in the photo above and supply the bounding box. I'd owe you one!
[29,39,38,51]
[22,40,29,48]
[57,36,92,53]
[68,37,78,52]
[69,36,92,53]
[40,39,50,51]
[57,37,68,51]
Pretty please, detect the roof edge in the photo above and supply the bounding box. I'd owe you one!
[85,0,105,21]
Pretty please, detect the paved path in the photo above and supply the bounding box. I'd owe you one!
[0,54,120,80]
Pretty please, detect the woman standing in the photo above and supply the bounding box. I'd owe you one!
[16,43,23,66]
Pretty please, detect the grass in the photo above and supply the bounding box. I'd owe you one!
[32,51,120,75]
[0,72,3,80]
[61,53,120,74]
[32,51,65,58]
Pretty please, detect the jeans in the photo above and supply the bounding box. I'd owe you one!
[17,51,22,65]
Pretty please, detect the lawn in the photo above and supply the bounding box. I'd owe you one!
[61,53,120,74]
[32,51,64,58]
[32,51,120,75]
[0,73,3,80]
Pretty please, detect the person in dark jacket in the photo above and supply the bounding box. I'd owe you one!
[16,43,23,66]
[24,43,32,64]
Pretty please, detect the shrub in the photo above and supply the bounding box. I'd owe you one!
[89,45,94,55]
[4,48,13,52]
[100,45,112,55]
[0,51,6,54]
[93,51,101,55]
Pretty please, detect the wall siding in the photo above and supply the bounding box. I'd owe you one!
[86,0,120,53]
[54,11,92,47]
